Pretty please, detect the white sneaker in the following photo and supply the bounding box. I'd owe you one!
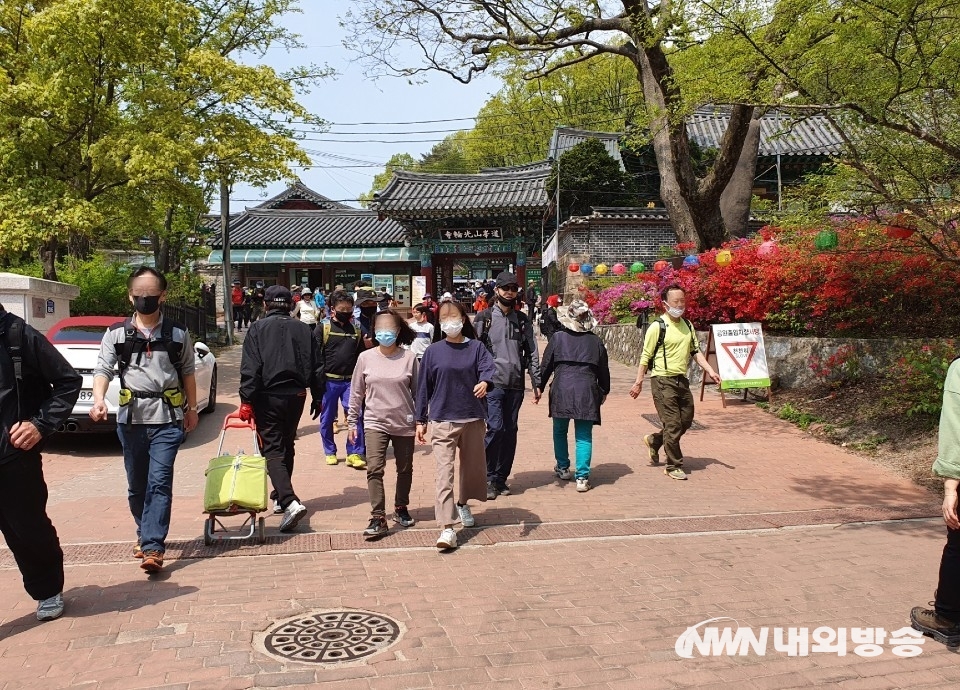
[457,504,475,528]
[273,500,283,515]
[36,592,64,621]
[576,478,591,493]
[279,500,307,532]
[436,528,457,550]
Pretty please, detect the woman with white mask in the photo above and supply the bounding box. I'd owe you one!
[415,300,496,551]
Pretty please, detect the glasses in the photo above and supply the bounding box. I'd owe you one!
[499,285,520,293]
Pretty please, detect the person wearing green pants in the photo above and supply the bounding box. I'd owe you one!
[538,301,610,492]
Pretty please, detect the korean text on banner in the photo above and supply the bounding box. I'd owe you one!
[712,323,771,390]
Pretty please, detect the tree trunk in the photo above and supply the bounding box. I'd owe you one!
[152,206,175,274]
[628,41,755,250]
[720,113,762,236]
[40,237,58,281]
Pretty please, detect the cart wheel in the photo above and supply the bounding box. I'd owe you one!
[258,517,266,544]
[203,516,215,546]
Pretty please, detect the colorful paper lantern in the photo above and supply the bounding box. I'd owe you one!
[653,260,669,272]
[885,225,915,240]
[568,262,580,273]
[758,240,777,258]
[612,263,627,276]
[814,229,839,250]
[595,263,609,276]
[886,213,919,239]
[716,249,732,266]
[630,261,646,274]
[580,263,594,275]
[683,255,700,270]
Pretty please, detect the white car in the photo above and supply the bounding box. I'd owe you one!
[46,316,218,432]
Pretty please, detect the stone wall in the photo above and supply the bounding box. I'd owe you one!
[594,323,942,390]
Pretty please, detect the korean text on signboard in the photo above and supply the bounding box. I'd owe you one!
[440,228,502,242]
[711,323,771,390]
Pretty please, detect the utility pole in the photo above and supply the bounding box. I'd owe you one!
[220,175,234,346]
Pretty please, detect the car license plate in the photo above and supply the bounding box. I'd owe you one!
[78,390,94,401]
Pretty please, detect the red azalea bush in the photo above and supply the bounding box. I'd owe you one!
[588,223,960,337]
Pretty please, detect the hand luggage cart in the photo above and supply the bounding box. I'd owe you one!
[203,412,268,545]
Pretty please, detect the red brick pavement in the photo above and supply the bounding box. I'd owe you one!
[0,337,949,688]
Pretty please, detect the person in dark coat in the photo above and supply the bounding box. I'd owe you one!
[539,294,563,340]
[538,300,611,493]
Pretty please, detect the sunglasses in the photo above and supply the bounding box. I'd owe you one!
[499,285,520,292]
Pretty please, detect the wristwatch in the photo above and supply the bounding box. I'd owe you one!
[187,405,199,413]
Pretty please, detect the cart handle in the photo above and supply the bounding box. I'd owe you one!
[222,410,256,431]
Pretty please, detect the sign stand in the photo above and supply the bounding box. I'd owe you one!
[701,324,774,408]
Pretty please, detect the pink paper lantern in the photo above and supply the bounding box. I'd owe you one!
[612,263,627,275]
[758,240,777,258]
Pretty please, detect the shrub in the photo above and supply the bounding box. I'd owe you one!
[882,340,957,417]
[809,344,870,389]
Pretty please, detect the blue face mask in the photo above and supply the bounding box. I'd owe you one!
[376,330,398,347]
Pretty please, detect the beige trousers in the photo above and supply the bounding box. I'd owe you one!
[431,420,488,526]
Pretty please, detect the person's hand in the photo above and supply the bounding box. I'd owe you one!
[600,394,607,405]
[708,370,721,385]
[9,421,41,450]
[416,423,428,445]
[629,381,643,399]
[310,399,321,420]
[89,401,108,422]
[473,382,489,399]
[944,488,959,530]
[348,428,357,444]
[533,388,542,403]
[238,402,254,422]
[183,410,199,433]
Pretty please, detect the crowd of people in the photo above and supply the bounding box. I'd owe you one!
[5,265,960,652]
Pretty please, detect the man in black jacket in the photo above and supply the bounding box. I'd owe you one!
[0,304,81,621]
[239,286,323,532]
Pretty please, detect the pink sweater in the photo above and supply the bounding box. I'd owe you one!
[348,347,419,436]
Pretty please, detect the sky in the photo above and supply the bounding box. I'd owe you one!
[225,0,499,213]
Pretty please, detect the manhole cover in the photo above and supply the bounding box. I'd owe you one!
[641,413,707,431]
[260,610,402,664]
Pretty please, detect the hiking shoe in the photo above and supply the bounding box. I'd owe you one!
[279,500,308,532]
[911,607,960,647]
[436,528,457,550]
[393,506,416,528]
[665,468,688,481]
[457,504,475,528]
[133,543,143,559]
[554,466,573,481]
[36,593,64,621]
[576,478,591,492]
[486,482,499,500]
[325,454,338,465]
[272,500,284,515]
[140,551,164,574]
[346,454,367,469]
[363,516,389,538]
[495,481,511,496]
[644,434,660,465]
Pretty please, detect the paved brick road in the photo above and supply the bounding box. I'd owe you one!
[0,337,950,688]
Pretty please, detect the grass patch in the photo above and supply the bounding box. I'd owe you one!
[775,403,823,430]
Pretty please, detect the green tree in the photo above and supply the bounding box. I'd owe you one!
[546,139,637,218]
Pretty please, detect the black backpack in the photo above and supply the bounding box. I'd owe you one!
[0,313,25,420]
[645,317,699,372]
[110,317,186,421]
[474,307,533,367]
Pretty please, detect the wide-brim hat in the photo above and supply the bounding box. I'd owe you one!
[355,288,379,305]
[557,300,597,333]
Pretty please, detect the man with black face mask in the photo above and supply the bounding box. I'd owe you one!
[473,271,542,499]
[316,290,372,469]
[91,266,198,574]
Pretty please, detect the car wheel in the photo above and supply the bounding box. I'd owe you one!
[201,366,217,414]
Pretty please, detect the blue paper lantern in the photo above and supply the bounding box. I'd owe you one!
[580,263,594,275]
[682,255,700,270]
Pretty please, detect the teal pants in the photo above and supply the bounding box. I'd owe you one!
[552,418,594,479]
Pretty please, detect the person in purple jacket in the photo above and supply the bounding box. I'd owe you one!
[415,300,496,551]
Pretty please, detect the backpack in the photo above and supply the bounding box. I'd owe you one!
[474,307,533,367]
[110,317,186,422]
[0,314,25,420]
[320,320,361,347]
[645,317,699,373]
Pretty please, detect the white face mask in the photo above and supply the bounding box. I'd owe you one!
[440,320,464,337]
[666,306,685,319]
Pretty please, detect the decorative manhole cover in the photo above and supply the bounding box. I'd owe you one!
[641,413,707,431]
[260,610,402,664]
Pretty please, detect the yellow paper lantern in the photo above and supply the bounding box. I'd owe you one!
[716,249,732,266]
[595,263,609,276]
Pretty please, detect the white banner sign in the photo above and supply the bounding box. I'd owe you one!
[711,323,771,390]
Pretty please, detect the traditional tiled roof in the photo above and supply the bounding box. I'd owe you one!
[687,110,843,157]
[548,127,624,168]
[208,208,407,249]
[254,180,349,210]
[563,207,671,224]
[373,168,550,218]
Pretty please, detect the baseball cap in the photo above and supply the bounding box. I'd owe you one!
[265,285,292,303]
[495,271,520,288]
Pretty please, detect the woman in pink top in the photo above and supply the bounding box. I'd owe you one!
[348,310,419,538]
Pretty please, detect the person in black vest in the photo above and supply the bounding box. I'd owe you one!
[239,286,323,532]
[0,304,81,621]
[91,267,199,574]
